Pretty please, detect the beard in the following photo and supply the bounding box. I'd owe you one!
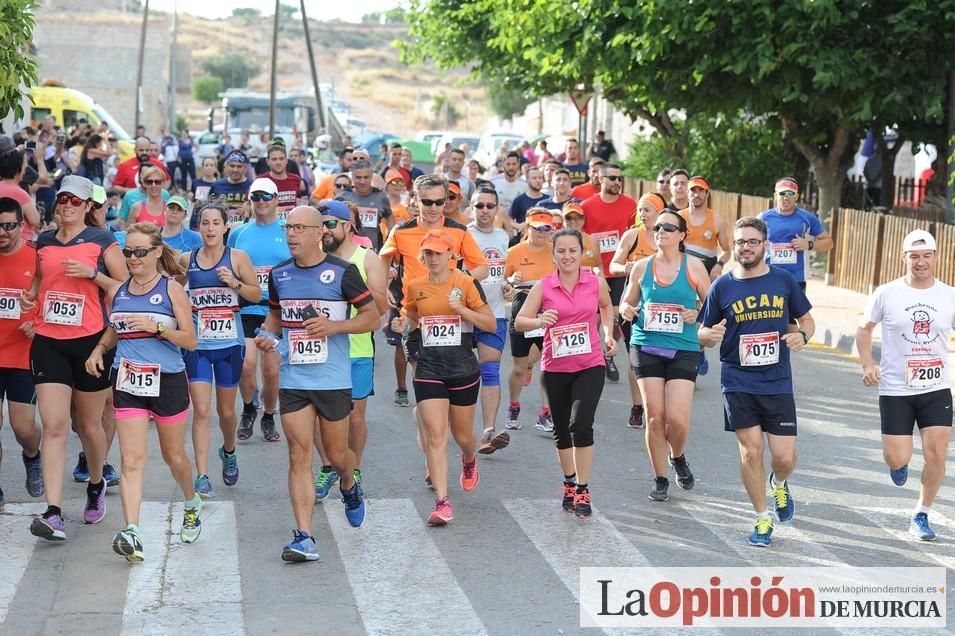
[737,250,765,269]
[323,233,346,253]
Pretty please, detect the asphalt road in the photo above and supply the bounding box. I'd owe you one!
[1,342,954,635]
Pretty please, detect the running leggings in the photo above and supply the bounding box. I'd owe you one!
[542,365,605,450]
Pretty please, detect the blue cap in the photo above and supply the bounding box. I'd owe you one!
[320,199,351,222]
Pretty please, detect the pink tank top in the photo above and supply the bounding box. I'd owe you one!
[539,268,606,373]
[136,201,166,227]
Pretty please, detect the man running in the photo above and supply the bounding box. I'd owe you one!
[570,157,604,201]
[698,216,814,547]
[227,177,290,443]
[337,159,392,251]
[666,169,689,212]
[561,138,588,186]
[491,151,527,236]
[311,146,353,202]
[258,143,303,222]
[857,229,955,541]
[209,150,253,228]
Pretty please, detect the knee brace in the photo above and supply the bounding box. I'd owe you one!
[479,361,500,387]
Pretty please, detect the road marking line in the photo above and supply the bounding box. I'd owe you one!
[0,504,43,626]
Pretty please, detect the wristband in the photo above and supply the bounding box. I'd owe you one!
[799,330,809,345]
[89,268,98,280]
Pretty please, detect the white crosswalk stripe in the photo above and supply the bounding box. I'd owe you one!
[0,503,46,626]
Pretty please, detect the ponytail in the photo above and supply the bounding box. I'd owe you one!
[158,244,185,276]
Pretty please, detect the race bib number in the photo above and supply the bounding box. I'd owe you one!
[288,329,328,365]
[525,316,545,339]
[254,266,272,293]
[769,243,798,265]
[906,358,944,390]
[43,291,84,326]
[593,231,620,254]
[422,315,462,347]
[644,303,684,333]
[358,207,378,228]
[551,323,591,358]
[0,288,22,320]
[486,258,505,285]
[198,309,237,340]
[227,210,245,226]
[117,358,160,397]
[739,332,780,367]
[276,210,289,223]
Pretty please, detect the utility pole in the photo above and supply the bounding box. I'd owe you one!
[134,0,149,132]
[268,0,280,138]
[300,0,326,133]
[168,0,178,131]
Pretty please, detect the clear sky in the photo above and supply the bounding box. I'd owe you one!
[149,0,403,24]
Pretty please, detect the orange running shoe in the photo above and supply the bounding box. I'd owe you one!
[460,455,480,492]
[427,496,454,526]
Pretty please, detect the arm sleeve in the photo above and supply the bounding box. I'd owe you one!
[341,263,374,309]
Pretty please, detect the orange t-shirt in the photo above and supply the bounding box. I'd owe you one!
[381,201,409,240]
[0,241,39,369]
[571,182,599,200]
[311,174,336,202]
[628,227,656,261]
[380,218,487,289]
[505,240,556,284]
[580,231,602,269]
[402,268,487,319]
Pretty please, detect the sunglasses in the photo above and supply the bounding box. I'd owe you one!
[56,193,87,206]
[448,194,459,201]
[387,179,404,187]
[777,190,797,198]
[92,202,104,210]
[656,179,667,184]
[143,179,163,186]
[334,183,351,190]
[653,222,680,233]
[603,175,623,181]
[473,202,497,210]
[419,198,446,207]
[0,221,20,232]
[250,192,275,202]
[322,219,343,229]
[122,246,155,258]
[530,224,554,232]
[734,238,764,247]
[284,223,322,233]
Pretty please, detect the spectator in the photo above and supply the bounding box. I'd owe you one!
[588,130,617,161]
[178,129,196,192]
[77,134,109,186]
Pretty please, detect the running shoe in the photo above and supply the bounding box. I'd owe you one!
[103,463,120,487]
[668,454,695,490]
[427,497,454,526]
[195,474,215,499]
[605,355,620,382]
[31,511,66,541]
[237,405,256,441]
[770,472,794,523]
[910,512,937,541]
[180,501,202,543]
[341,483,366,528]
[113,525,145,562]
[460,455,479,492]
[72,451,90,482]
[478,427,510,454]
[260,413,280,442]
[535,411,554,433]
[23,452,44,497]
[890,464,909,486]
[574,490,592,520]
[562,483,576,512]
[282,530,320,562]
[627,405,645,430]
[394,389,410,407]
[698,351,709,376]
[749,516,773,547]
[83,482,106,524]
[314,466,339,502]
[219,446,239,487]
[504,403,522,430]
[648,476,670,502]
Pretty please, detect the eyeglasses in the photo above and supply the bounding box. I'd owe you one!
[143,179,163,186]
[734,238,764,247]
[603,175,623,182]
[530,224,553,232]
[122,246,155,258]
[335,183,351,190]
[56,193,87,206]
[473,202,497,210]
[776,190,797,198]
[322,219,343,229]
[653,222,680,233]
[250,192,276,202]
[284,223,322,233]
[0,221,20,232]
[418,198,446,207]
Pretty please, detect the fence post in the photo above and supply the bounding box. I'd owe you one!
[826,208,840,285]
[870,214,887,293]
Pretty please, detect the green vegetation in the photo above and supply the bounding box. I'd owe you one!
[0,0,39,120]
[192,75,224,104]
[200,52,260,89]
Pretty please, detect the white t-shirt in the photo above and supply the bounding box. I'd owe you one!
[490,175,527,216]
[466,223,509,319]
[865,278,955,396]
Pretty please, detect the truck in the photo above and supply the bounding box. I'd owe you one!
[220,89,347,152]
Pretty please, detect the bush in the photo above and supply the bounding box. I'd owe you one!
[192,75,224,104]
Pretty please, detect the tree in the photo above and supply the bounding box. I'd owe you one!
[192,75,224,104]
[485,82,534,122]
[0,0,39,121]
[278,3,296,19]
[200,53,260,89]
[231,7,260,18]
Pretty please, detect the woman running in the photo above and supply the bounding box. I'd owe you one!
[85,222,200,561]
[515,228,615,519]
[619,210,710,503]
[127,165,167,227]
[178,203,260,497]
[390,231,496,526]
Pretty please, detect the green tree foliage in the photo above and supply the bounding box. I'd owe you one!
[231,8,261,19]
[175,114,189,134]
[200,53,260,89]
[0,0,39,121]
[192,75,224,104]
[485,82,534,122]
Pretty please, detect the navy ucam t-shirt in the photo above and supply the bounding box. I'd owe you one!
[699,266,812,395]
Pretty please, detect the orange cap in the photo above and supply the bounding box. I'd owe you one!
[688,176,709,191]
[527,210,555,228]
[447,181,462,197]
[419,230,455,254]
[384,169,404,184]
[561,202,585,217]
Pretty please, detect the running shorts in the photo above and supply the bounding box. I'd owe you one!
[280,388,353,422]
[0,368,36,405]
[722,392,797,436]
[630,346,699,383]
[31,332,114,392]
[351,357,375,401]
[879,390,953,435]
[607,276,626,306]
[241,314,266,340]
[474,318,507,352]
[184,345,245,387]
[112,369,191,423]
[413,373,481,406]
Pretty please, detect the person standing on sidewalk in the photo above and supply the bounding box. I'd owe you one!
[857,229,955,542]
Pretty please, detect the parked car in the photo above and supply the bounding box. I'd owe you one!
[474,130,525,170]
[434,131,481,158]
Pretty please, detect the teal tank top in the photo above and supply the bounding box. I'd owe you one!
[631,254,701,352]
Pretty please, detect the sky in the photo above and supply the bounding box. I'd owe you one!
[149,0,403,24]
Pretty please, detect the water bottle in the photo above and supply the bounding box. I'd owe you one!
[255,328,288,356]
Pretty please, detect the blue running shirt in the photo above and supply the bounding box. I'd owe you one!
[227,221,290,317]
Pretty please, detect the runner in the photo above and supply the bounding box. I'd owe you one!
[857,229,954,541]
[561,139,589,186]
[227,177,290,443]
[490,151,527,236]
[698,216,813,547]
[160,195,202,253]
[620,210,710,503]
[209,150,253,228]
[570,157,604,201]
[25,176,128,541]
[538,168,575,212]
[514,228,615,519]
[126,165,168,227]
[610,192,664,429]
[337,159,393,251]
[390,230,496,525]
[0,197,43,509]
[84,222,202,561]
[310,147,353,202]
[666,169,690,212]
[312,201,388,501]
[258,143,303,222]
[466,187,512,454]
[254,205,378,561]
[180,203,260,497]
[504,209,557,432]
[558,202,601,272]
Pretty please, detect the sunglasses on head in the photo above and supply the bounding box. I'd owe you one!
[143,179,163,186]
[418,198,446,207]
[122,246,154,258]
[0,221,20,232]
[250,192,275,202]
[473,202,497,210]
[653,222,680,233]
[56,193,87,206]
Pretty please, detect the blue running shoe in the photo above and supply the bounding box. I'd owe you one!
[103,463,120,487]
[22,452,44,497]
[910,512,936,541]
[341,483,366,528]
[314,466,338,502]
[890,464,909,486]
[219,446,239,487]
[72,452,90,482]
[698,351,709,376]
[748,516,773,547]
[282,530,319,562]
[195,474,215,499]
[770,472,794,523]
[31,512,66,541]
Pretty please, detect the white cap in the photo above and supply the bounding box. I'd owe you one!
[249,177,278,195]
[902,229,937,253]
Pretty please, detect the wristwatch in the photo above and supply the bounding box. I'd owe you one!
[807,239,815,251]
[156,322,167,337]
[798,330,808,345]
